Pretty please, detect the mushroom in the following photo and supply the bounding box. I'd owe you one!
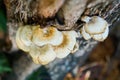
[16,25,79,64]
[32,26,63,46]
[54,31,78,58]
[80,27,91,40]
[80,16,109,41]
[16,25,33,52]
[92,26,109,41]
[29,44,56,65]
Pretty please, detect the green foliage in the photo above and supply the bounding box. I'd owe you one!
[0,1,10,74]
[0,0,11,74]
[0,0,7,33]
[26,66,51,80]
[0,52,11,74]
[0,10,7,32]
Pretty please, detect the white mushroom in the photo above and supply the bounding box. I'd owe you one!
[32,26,63,46]
[92,26,109,41]
[80,16,109,41]
[54,31,78,58]
[80,27,91,40]
[16,25,33,52]
[29,44,56,65]
[84,16,108,34]
[16,25,79,64]
[20,26,33,46]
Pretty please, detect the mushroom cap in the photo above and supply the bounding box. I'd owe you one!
[80,27,91,40]
[32,27,63,46]
[54,31,77,58]
[29,44,56,65]
[92,26,109,41]
[84,16,108,34]
[29,45,40,64]
[16,35,30,52]
[16,26,32,52]
[20,26,33,46]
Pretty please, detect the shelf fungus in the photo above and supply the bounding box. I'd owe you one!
[80,16,109,41]
[29,44,56,65]
[54,31,78,58]
[16,25,33,52]
[32,27,63,46]
[16,25,78,65]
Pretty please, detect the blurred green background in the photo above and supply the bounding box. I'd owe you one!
[0,0,11,75]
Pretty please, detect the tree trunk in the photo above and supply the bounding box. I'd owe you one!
[3,0,120,80]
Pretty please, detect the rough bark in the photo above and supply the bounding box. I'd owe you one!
[3,0,120,80]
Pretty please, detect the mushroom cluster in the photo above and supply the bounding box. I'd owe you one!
[16,25,78,65]
[80,16,109,41]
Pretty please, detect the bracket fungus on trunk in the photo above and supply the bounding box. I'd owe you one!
[16,25,33,52]
[15,25,78,65]
[32,27,63,46]
[80,16,109,41]
[29,44,56,65]
[54,31,78,58]
[15,15,110,65]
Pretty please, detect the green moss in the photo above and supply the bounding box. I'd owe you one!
[0,0,7,33]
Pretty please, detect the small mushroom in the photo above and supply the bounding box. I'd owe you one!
[29,44,56,65]
[16,25,33,52]
[80,27,91,40]
[32,26,63,46]
[92,26,109,41]
[54,31,78,58]
[80,16,109,41]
